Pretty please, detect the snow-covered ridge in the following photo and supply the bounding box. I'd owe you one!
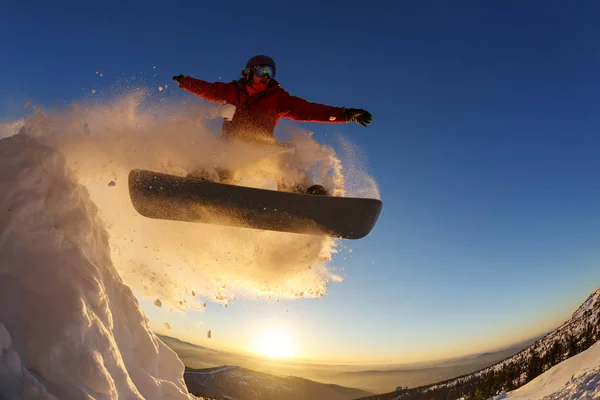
[0,134,191,399]
[426,286,600,391]
[493,340,600,399]
[357,286,600,400]
[569,287,600,322]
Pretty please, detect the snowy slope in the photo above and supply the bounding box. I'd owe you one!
[493,340,600,400]
[0,133,191,399]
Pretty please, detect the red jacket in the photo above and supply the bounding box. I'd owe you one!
[179,77,348,142]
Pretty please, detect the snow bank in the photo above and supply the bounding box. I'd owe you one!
[0,134,190,399]
[493,340,600,400]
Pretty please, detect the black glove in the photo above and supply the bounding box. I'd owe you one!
[345,108,372,127]
[172,75,185,85]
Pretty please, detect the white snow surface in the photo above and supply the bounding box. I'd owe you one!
[0,134,190,399]
[493,340,600,400]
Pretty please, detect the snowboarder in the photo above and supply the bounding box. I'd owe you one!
[172,55,372,195]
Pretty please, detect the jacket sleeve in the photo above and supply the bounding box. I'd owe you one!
[179,76,238,104]
[278,90,347,124]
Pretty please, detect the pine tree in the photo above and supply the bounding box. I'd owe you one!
[567,334,578,358]
[548,340,563,365]
[526,351,543,382]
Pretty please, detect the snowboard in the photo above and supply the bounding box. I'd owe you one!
[128,169,382,239]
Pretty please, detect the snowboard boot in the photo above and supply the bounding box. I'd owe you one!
[306,184,329,196]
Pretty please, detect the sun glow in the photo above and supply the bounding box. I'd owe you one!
[251,328,296,358]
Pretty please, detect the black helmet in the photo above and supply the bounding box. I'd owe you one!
[246,55,276,70]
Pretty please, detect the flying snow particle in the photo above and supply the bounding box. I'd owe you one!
[91,89,96,94]
[158,86,164,92]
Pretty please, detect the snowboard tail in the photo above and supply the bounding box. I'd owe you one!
[128,169,382,239]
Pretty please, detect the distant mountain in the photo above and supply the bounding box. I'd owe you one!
[328,338,537,393]
[157,334,229,355]
[184,365,374,400]
[356,286,600,400]
[451,335,543,363]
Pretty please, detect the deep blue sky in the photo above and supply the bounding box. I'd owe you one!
[3,1,600,362]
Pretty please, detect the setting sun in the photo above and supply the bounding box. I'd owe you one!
[251,329,296,359]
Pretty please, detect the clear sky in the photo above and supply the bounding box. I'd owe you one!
[2,1,600,363]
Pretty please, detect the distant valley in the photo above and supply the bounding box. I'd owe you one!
[158,334,537,394]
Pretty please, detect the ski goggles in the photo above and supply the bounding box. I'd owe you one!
[254,65,276,78]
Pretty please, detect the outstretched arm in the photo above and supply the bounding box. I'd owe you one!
[173,75,237,104]
[278,91,348,124]
[278,90,372,126]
